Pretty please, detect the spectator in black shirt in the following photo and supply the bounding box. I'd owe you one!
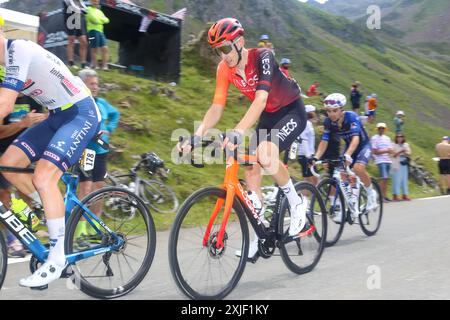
[350,83,362,113]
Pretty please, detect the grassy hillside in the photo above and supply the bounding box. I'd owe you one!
[2,0,447,229]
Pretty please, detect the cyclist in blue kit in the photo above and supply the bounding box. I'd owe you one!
[0,28,100,287]
[312,93,378,213]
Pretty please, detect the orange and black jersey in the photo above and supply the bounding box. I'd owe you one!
[213,48,300,113]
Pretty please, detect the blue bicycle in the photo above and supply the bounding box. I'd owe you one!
[0,159,156,299]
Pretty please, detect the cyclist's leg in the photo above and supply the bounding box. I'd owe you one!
[257,100,307,235]
[20,100,99,287]
[351,145,378,209]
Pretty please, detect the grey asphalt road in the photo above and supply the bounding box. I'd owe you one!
[1,195,449,300]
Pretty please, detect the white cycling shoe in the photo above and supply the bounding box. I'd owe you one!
[235,236,259,259]
[19,260,66,288]
[333,207,343,223]
[288,198,308,236]
[366,190,379,211]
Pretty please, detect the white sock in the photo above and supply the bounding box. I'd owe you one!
[46,217,66,267]
[364,183,374,193]
[28,191,43,206]
[280,179,303,208]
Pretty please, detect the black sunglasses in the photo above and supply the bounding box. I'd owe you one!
[213,44,234,57]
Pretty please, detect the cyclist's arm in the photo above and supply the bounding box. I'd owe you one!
[0,88,20,119]
[345,135,360,158]
[0,121,27,138]
[195,63,229,136]
[314,140,329,160]
[194,103,225,136]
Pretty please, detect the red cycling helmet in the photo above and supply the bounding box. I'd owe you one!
[207,18,244,48]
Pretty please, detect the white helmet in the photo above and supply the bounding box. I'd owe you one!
[324,93,347,109]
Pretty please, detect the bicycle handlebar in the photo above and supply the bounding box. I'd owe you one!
[179,133,256,168]
[310,158,355,178]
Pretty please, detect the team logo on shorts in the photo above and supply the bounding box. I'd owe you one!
[21,142,36,157]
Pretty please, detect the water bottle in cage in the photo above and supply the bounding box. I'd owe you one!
[247,191,269,226]
[288,140,299,160]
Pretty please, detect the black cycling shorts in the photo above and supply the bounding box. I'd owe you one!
[79,153,108,182]
[438,159,450,175]
[64,13,87,37]
[251,99,307,153]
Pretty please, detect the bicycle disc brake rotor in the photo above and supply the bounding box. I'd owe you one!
[207,231,228,259]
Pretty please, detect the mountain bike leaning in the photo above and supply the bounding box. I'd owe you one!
[106,151,179,214]
[311,158,383,247]
[168,134,327,300]
[0,144,156,299]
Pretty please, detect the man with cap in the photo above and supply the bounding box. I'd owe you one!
[280,58,291,78]
[297,104,318,185]
[435,136,450,194]
[394,110,405,133]
[257,34,274,53]
[371,123,393,201]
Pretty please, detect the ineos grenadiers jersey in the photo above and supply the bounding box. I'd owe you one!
[1,39,90,110]
[321,111,370,149]
[213,48,300,113]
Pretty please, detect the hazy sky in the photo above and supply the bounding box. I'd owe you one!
[298,0,329,4]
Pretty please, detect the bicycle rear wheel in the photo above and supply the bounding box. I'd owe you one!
[65,187,156,299]
[359,179,383,236]
[140,179,179,214]
[0,231,7,290]
[278,182,327,274]
[316,178,346,247]
[169,187,249,300]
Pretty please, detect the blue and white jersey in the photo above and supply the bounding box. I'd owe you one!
[321,111,370,149]
[2,39,91,110]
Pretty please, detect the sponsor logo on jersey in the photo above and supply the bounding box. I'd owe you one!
[3,78,19,88]
[50,68,81,96]
[29,89,43,97]
[8,43,16,65]
[23,79,35,91]
[261,51,271,75]
[6,66,20,77]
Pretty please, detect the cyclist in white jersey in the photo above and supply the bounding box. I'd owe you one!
[0,30,101,287]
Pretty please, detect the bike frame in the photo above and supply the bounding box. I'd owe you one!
[0,166,124,264]
[202,154,316,250]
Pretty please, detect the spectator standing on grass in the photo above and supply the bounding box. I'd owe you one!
[371,123,393,202]
[394,110,405,134]
[391,133,411,201]
[350,83,362,113]
[86,0,110,70]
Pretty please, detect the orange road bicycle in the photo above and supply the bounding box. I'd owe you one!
[168,135,327,299]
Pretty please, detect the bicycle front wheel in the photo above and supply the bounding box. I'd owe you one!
[359,179,383,236]
[66,187,156,299]
[316,178,346,247]
[0,231,7,290]
[278,182,327,274]
[140,179,179,214]
[169,187,249,300]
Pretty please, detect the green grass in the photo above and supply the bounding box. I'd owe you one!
[75,0,449,230]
